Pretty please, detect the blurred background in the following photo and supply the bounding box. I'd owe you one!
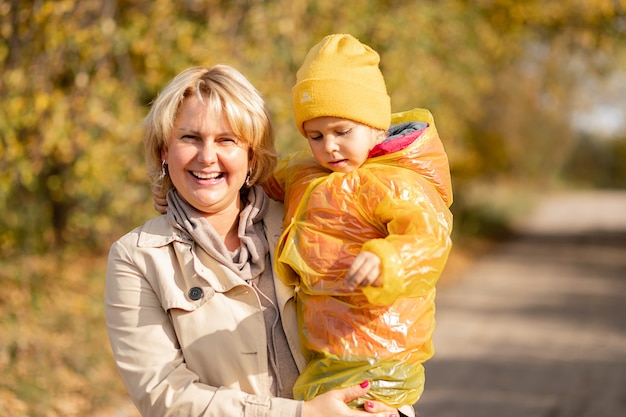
[1,1,625,416]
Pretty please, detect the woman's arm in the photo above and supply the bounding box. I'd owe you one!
[105,239,301,416]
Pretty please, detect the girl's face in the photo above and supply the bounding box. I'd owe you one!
[162,95,249,217]
[303,117,382,173]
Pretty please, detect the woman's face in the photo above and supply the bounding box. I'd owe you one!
[162,95,249,217]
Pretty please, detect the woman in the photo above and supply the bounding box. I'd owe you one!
[105,65,409,417]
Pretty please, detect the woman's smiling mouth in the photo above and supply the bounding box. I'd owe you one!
[191,171,223,180]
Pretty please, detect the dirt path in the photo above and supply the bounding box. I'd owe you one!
[416,190,626,417]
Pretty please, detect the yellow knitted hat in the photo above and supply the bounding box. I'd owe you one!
[292,34,391,137]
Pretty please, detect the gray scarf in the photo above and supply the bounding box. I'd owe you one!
[166,186,270,281]
[165,186,298,398]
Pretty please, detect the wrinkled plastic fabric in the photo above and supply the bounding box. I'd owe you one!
[270,108,453,407]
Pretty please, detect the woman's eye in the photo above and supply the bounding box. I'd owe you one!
[219,136,238,145]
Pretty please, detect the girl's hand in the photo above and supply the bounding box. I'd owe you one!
[152,184,168,215]
[301,380,400,417]
[345,251,382,291]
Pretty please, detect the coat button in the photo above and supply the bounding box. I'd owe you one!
[188,287,204,301]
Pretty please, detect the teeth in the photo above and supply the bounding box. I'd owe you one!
[193,171,221,179]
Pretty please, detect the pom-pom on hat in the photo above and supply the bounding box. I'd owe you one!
[292,34,391,137]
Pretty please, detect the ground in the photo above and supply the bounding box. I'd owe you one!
[416,190,626,417]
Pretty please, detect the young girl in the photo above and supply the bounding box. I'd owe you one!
[266,34,453,410]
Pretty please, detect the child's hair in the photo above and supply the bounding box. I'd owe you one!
[291,34,391,137]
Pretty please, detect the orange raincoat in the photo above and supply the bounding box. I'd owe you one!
[267,108,453,407]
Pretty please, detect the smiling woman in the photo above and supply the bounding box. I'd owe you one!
[105,64,404,417]
[142,65,278,249]
[163,95,250,246]
[143,65,278,206]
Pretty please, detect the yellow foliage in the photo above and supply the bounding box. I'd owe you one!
[0,252,135,417]
[0,390,28,417]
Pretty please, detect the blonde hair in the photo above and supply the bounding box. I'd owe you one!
[144,65,277,195]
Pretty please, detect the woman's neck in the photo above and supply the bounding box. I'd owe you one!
[222,221,241,251]
[205,208,241,251]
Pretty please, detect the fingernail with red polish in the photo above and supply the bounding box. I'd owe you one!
[360,380,369,388]
[365,401,374,408]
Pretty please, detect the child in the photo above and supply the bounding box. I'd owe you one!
[266,34,454,408]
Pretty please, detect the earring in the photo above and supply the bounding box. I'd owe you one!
[158,160,167,180]
[245,172,252,187]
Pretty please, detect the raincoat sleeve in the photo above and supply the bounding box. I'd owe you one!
[263,148,322,203]
[361,108,453,306]
[361,173,453,305]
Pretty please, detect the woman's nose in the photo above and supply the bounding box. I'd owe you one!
[198,140,217,163]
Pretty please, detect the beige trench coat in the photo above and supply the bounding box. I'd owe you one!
[105,199,307,417]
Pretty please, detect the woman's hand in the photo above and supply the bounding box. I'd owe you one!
[345,251,382,291]
[152,184,168,215]
[301,381,400,417]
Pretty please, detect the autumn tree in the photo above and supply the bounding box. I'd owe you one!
[1,0,624,254]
